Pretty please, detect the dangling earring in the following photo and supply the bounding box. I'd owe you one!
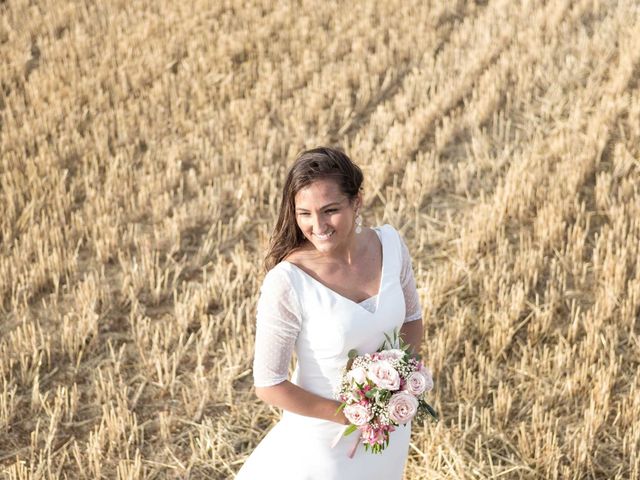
[355,212,363,234]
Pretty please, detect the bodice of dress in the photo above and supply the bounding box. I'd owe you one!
[357,295,378,313]
[252,225,422,396]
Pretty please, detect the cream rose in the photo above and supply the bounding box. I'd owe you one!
[404,371,427,396]
[344,403,372,426]
[387,392,419,424]
[367,360,401,390]
[347,367,367,385]
[377,349,405,361]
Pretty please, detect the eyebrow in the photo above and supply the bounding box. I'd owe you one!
[295,201,343,212]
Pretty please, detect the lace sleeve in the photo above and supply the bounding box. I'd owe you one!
[252,266,302,388]
[399,234,422,323]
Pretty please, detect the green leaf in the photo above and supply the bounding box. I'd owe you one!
[378,389,391,402]
[348,349,359,359]
[424,402,439,421]
[343,424,358,436]
[382,331,392,349]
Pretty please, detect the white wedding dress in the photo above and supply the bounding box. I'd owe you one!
[235,224,422,480]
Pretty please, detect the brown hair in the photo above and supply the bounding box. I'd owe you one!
[264,147,364,271]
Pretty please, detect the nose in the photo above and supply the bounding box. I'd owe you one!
[311,213,324,232]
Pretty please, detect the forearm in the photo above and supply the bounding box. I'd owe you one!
[399,318,423,354]
[255,381,348,425]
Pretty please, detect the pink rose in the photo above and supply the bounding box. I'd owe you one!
[404,371,427,395]
[344,403,373,426]
[347,367,367,385]
[387,392,418,424]
[367,361,401,390]
[419,365,434,392]
[377,349,405,361]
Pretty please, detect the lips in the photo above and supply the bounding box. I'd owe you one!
[314,230,335,240]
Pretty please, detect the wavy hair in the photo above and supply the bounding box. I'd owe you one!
[264,147,363,271]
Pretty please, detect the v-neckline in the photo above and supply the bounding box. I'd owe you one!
[283,228,385,313]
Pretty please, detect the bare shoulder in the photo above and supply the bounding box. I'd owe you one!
[363,226,379,240]
[283,243,314,267]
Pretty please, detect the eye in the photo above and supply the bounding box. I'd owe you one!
[325,209,338,214]
[297,212,310,216]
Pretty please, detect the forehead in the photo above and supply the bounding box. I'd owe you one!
[294,178,346,206]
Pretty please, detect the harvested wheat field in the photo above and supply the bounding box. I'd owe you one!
[1,0,640,478]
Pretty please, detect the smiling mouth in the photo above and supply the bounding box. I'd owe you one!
[313,230,335,240]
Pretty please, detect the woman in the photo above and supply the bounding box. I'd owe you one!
[235,147,424,479]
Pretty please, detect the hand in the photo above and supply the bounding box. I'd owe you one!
[332,401,351,425]
[339,410,351,426]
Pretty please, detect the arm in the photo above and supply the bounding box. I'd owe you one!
[252,267,348,425]
[398,231,424,355]
[255,381,349,425]
[400,318,423,355]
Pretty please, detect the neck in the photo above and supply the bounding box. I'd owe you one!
[314,229,361,266]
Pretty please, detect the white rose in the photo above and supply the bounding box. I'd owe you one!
[347,367,367,385]
[367,360,401,390]
[377,349,405,361]
[344,403,372,426]
[387,392,418,424]
[404,371,427,396]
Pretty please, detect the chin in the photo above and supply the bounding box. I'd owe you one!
[310,239,332,251]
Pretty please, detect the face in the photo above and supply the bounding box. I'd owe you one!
[294,178,361,255]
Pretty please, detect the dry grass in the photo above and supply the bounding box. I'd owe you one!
[1,0,639,478]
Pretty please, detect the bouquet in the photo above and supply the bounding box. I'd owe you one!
[334,329,438,456]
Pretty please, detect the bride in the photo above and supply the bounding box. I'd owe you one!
[235,147,424,479]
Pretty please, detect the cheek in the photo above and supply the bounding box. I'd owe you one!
[295,216,310,232]
[334,212,351,226]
